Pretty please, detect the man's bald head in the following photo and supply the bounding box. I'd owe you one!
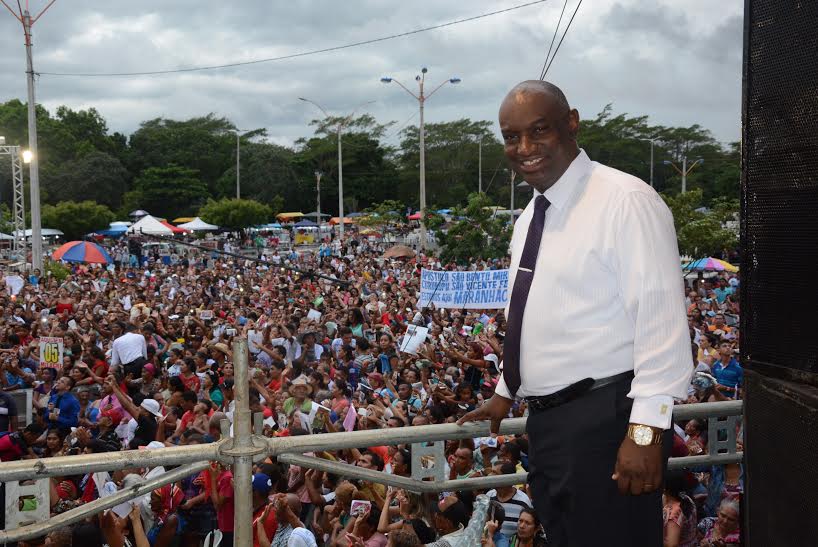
[501,80,570,115]
[498,80,579,192]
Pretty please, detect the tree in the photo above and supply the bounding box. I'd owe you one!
[397,119,504,209]
[127,115,255,197]
[44,151,129,208]
[123,165,209,219]
[41,201,115,240]
[359,200,406,226]
[198,198,273,228]
[294,114,399,213]
[438,193,512,265]
[215,141,300,206]
[661,189,738,257]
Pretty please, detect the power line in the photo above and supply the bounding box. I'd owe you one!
[39,0,550,78]
[539,0,568,80]
[541,0,583,79]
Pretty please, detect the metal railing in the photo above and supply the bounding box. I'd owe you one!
[0,338,744,543]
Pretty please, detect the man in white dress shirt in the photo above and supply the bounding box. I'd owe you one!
[459,81,691,546]
[110,322,148,382]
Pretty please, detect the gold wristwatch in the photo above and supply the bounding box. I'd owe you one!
[627,424,663,446]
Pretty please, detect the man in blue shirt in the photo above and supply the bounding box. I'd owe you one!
[47,376,80,433]
[713,280,734,304]
[713,342,743,396]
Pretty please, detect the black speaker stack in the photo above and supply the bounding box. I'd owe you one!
[742,1,818,545]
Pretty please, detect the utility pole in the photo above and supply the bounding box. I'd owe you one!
[298,98,373,242]
[664,155,703,194]
[2,0,58,270]
[315,171,322,232]
[509,171,516,226]
[478,136,483,193]
[235,132,240,199]
[381,68,461,252]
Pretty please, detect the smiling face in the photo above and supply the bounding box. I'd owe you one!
[499,81,580,193]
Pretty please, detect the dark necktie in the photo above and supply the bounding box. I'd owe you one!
[503,195,550,396]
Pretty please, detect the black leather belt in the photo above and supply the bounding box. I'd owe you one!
[524,370,635,412]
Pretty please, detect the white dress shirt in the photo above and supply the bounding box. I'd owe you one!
[495,150,692,430]
[110,332,148,366]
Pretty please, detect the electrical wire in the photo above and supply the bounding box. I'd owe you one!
[539,0,568,80]
[541,0,583,78]
[39,0,550,77]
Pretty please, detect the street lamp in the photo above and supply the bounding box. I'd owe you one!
[381,67,461,251]
[314,170,323,232]
[22,150,32,164]
[298,98,374,241]
[231,129,253,200]
[639,138,656,187]
[664,157,704,193]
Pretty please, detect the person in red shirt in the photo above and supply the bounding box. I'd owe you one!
[251,473,277,547]
[207,463,234,547]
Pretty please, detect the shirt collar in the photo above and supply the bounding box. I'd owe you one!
[532,149,592,211]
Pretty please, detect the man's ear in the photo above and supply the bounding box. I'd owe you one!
[567,108,580,140]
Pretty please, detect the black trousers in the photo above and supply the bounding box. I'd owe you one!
[526,377,672,547]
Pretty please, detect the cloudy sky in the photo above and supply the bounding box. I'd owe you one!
[0,0,743,147]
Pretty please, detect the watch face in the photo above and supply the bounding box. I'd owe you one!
[633,425,653,446]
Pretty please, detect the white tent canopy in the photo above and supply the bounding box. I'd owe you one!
[127,215,173,235]
[14,228,64,237]
[178,217,218,231]
[0,233,13,240]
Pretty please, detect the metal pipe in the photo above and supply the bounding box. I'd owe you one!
[0,402,741,483]
[266,418,528,457]
[667,451,744,470]
[671,400,743,420]
[23,10,42,270]
[231,338,253,547]
[278,454,529,493]
[0,442,219,482]
[0,462,208,543]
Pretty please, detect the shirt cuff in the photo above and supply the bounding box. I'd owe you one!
[629,395,675,430]
[494,373,512,400]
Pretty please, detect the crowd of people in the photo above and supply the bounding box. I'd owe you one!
[0,235,744,547]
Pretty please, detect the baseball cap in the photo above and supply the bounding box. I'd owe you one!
[140,399,162,418]
[251,473,273,495]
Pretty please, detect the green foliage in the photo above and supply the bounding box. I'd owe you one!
[360,200,405,226]
[294,115,398,213]
[0,203,13,235]
[44,260,71,282]
[438,193,512,265]
[124,165,208,219]
[44,150,130,208]
[41,200,115,240]
[0,99,741,260]
[198,198,273,228]
[398,119,504,208]
[661,189,738,257]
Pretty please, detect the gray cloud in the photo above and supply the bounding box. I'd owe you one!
[0,0,742,146]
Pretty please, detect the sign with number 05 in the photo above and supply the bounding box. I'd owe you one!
[39,337,64,369]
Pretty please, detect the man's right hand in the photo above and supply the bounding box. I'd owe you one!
[456,394,513,435]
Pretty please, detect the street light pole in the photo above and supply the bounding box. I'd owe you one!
[315,171,322,232]
[2,2,58,270]
[509,170,516,225]
[664,155,703,194]
[299,98,373,242]
[381,68,460,252]
[478,136,483,194]
[236,132,240,199]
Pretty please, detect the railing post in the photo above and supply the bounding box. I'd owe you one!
[222,338,265,547]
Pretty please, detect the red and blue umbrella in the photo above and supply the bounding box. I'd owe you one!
[52,241,113,264]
